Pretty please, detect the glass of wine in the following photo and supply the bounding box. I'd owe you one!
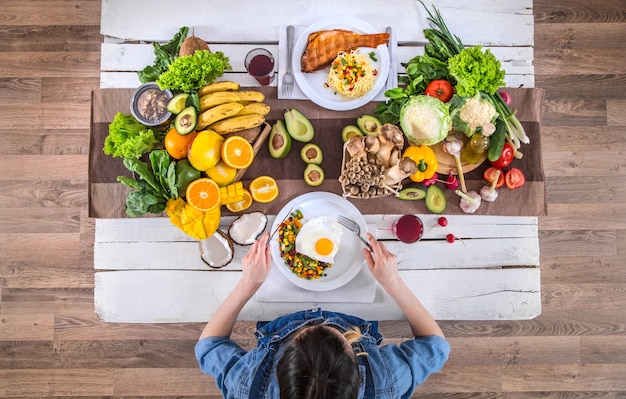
[244,48,275,86]
[392,214,424,243]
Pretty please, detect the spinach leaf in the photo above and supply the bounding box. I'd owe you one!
[138,27,189,84]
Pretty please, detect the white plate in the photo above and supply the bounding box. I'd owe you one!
[292,16,390,111]
[269,192,368,292]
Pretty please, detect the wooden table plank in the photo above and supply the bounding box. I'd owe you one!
[94,268,541,323]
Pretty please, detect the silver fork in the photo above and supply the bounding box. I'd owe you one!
[337,215,373,251]
[282,25,295,97]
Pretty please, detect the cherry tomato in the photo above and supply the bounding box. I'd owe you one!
[505,168,526,189]
[483,166,504,188]
[424,79,454,102]
[490,142,514,169]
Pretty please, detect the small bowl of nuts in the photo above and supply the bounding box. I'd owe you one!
[130,82,173,127]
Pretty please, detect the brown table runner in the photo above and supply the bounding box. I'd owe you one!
[89,87,546,218]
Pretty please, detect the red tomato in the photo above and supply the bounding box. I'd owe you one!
[483,166,504,188]
[505,168,526,189]
[424,79,454,102]
[490,142,514,169]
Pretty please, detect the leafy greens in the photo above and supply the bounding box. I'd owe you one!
[156,49,231,93]
[138,27,189,84]
[103,112,161,159]
[117,150,179,217]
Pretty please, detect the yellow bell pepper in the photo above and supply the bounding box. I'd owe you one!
[402,145,438,182]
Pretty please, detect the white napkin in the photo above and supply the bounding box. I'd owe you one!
[277,25,398,100]
[255,263,377,303]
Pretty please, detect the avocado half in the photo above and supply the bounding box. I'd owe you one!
[341,125,364,142]
[304,164,324,186]
[268,120,292,159]
[300,143,322,165]
[284,108,314,142]
[425,184,447,214]
[357,115,382,136]
[175,105,197,135]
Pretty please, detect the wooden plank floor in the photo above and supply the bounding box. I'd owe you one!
[1,0,625,397]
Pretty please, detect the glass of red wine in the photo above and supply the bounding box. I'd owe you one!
[392,214,424,243]
[244,48,275,86]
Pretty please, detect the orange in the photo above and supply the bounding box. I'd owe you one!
[226,188,253,212]
[249,175,279,203]
[185,177,221,212]
[164,128,197,160]
[221,136,254,169]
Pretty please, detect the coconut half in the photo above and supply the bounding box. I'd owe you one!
[199,229,234,269]
[229,211,268,246]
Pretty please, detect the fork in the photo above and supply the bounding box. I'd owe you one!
[282,25,295,97]
[337,215,373,251]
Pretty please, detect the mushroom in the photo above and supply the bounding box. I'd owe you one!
[443,135,467,193]
[455,189,482,213]
[377,124,405,168]
[480,169,500,202]
[364,135,380,154]
[383,157,418,186]
[346,135,366,161]
[199,229,234,269]
[228,211,268,246]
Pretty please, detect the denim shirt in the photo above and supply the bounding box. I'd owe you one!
[195,308,450,399]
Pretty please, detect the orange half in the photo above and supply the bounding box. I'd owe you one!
[249,175,279,203]
[226,188,253,212]
[221,136,254,169]
[185,178,221,212]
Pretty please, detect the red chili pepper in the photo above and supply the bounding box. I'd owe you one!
[424,79,454,102]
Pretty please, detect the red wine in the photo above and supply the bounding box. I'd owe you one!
[247,54,274,85]
[392,214,424,243]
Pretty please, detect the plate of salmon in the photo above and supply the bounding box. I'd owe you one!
[292,16,390,111]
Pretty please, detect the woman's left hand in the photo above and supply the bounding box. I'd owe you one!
[241,232,272,287]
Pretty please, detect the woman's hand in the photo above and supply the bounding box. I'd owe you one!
[241,232,272,288]
[362,232,401,289]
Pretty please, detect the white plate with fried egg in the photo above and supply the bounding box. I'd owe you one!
[269,192,368,291]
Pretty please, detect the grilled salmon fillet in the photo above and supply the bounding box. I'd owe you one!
[300,29,390,72]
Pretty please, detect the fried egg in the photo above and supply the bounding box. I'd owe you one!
[296,216,344,264]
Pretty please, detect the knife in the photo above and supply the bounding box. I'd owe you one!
[266,207,294,247]
[385,26,395,92]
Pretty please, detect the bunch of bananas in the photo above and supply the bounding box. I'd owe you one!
[196,81,270,133]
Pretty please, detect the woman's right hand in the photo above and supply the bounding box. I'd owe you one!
[362,233,401,289]
[241,232,272,287]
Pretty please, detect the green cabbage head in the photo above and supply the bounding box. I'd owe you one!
[399,95,452,146]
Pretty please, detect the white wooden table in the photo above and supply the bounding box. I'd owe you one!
[94,0,540,322]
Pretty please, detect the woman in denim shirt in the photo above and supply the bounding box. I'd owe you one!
[196,232,450,399]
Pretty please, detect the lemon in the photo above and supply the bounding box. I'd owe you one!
[206,160,238,186]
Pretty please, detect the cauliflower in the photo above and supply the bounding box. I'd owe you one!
[449,93,498,137]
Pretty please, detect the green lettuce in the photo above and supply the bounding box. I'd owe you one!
[103,112,159,159]
[156,50,231,93]
[447,46,505,97]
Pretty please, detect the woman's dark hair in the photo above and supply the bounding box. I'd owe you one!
[276,325,361,399]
